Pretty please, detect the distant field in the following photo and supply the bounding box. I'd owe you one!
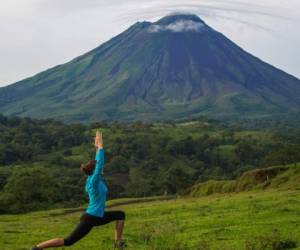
[0,190,299,250]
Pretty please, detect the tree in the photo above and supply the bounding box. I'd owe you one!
[262,145,300,166]
[105,155,129,174]
[1,167,59,213]
[162,165,192,194]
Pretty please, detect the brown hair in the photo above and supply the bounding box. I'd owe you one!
[80,160,96,175]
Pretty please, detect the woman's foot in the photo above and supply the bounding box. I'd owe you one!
[114,240,127,249]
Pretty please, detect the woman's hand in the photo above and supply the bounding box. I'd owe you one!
[94,130,103,149]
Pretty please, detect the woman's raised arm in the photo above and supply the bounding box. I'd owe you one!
[92,131,104,177]
[94,130,103,150]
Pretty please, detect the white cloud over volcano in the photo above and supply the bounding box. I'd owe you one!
[148,20,205,33]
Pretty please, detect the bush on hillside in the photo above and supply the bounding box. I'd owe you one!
[186,164,299,197]
[188,180,236,197]
[236,165,289,191]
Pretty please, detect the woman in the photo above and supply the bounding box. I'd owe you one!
[32,131,126,249]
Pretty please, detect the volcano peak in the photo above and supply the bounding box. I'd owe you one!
[155,13,205,25]
[148,13,207,33]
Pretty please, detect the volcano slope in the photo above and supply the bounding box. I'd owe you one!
[0,14,299,122]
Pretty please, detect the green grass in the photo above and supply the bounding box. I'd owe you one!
[0,190,299,250]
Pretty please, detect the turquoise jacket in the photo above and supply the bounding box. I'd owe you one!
[85,148,107,217]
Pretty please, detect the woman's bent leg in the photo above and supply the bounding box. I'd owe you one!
[115,219,125,241]
[95,211,126,247]
[96,211,126,226]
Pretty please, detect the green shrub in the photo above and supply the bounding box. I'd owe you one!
[186,164,299,197]
[189,180,236,197]
[236,165,289,191]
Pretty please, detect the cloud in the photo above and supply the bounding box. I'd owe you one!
[148,20,205,33]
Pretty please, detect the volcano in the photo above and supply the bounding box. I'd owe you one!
[0,14,299,122]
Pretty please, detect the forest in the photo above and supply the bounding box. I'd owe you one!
[0,114,299,214]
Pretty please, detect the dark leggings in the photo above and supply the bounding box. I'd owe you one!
[64,211,125,246]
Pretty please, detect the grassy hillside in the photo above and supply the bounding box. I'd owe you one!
[0,164,300,250]
[0,189,299,250]
[187,163,300,197]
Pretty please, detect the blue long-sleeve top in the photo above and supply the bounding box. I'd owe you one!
[85,148,107,217]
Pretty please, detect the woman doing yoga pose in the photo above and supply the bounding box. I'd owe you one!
[32,131,126,249]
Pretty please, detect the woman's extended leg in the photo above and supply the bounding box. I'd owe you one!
[33,215,94,249]
[35,238,64,249]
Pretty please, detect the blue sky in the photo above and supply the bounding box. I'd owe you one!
[0,0,299,87]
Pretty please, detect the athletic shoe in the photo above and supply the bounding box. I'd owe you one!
[114,240,127,249]
[31,246,40,250]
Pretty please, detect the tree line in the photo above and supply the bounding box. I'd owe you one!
[0,114,299,213]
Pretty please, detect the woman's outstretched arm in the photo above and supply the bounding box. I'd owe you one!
[92,131,105,177]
